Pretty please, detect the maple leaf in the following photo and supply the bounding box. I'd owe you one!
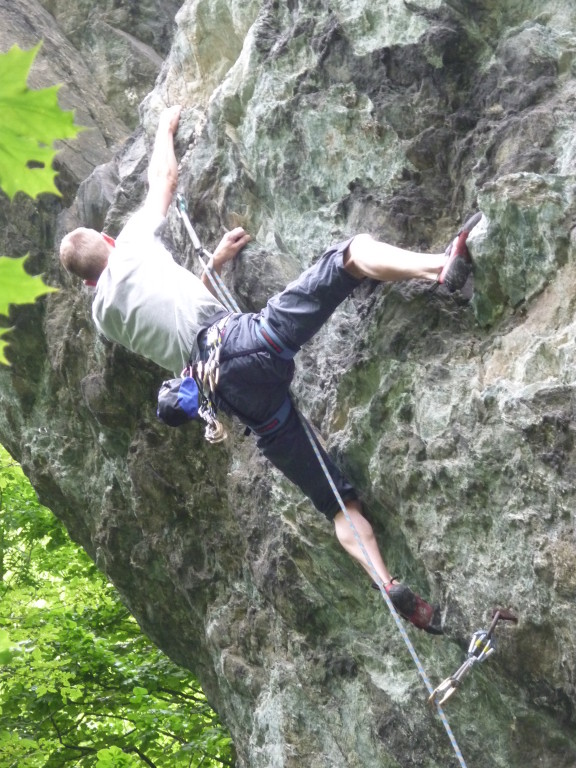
[0,44,83,199]
[0,255,57,318]
[0,253,57,364]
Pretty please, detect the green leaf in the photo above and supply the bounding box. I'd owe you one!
[0,44,83,199]
[0,255,57,317]
[0,630,16,665]
[96,746,139,768]
[67,686,84,702]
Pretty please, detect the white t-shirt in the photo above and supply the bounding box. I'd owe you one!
[92,208,224,373]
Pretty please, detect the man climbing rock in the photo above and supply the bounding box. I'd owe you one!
[60,105,481,635]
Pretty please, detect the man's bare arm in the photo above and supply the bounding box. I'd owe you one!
[142,106,250,291]
[144,105,182,217]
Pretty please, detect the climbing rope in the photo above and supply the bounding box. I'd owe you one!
[179,200,469,766]
[297,414,469,768]
[176,193,241,314]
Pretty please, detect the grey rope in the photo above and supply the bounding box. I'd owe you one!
[297,412,469,768]
[176,194,241,314]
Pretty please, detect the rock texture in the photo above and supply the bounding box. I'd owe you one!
[2,1,576,766]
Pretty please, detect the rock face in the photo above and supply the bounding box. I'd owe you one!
[2,1,576,766]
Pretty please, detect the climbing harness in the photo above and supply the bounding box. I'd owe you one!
[193,313,233,443]
[176,193,241,314]
[429,608,518,707]
[175,200,471,766]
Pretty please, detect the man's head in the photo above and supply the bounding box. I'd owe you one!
[59,227,113,283]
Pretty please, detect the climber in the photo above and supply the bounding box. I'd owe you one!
[59,105,481,635]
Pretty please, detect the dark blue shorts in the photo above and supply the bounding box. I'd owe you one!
[200,238,362,520]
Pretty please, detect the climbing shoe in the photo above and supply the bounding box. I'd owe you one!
[437,211,482,292]
[373,581,444,635]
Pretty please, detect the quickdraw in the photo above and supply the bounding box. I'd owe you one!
[190,314,233,444]
[429,608,518,706]
[198,404,227,444]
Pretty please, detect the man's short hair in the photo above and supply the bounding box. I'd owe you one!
[59,228,109,282]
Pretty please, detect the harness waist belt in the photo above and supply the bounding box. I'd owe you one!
[255,317,298,360]
[250,397,292,437]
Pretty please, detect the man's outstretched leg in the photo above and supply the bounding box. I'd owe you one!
[260,215,480,358]
[343,213,481,290]
[334,500,443,635]
[343,235,446,282]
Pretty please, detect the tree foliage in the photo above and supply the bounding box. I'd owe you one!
[0,445,234,768]
[0,43,81,364]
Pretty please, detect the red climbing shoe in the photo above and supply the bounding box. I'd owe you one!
[437,211,482,292]
[386,582,444,635]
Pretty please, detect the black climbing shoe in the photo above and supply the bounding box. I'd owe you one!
[437,211,482,292]
[373,581,444,635]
